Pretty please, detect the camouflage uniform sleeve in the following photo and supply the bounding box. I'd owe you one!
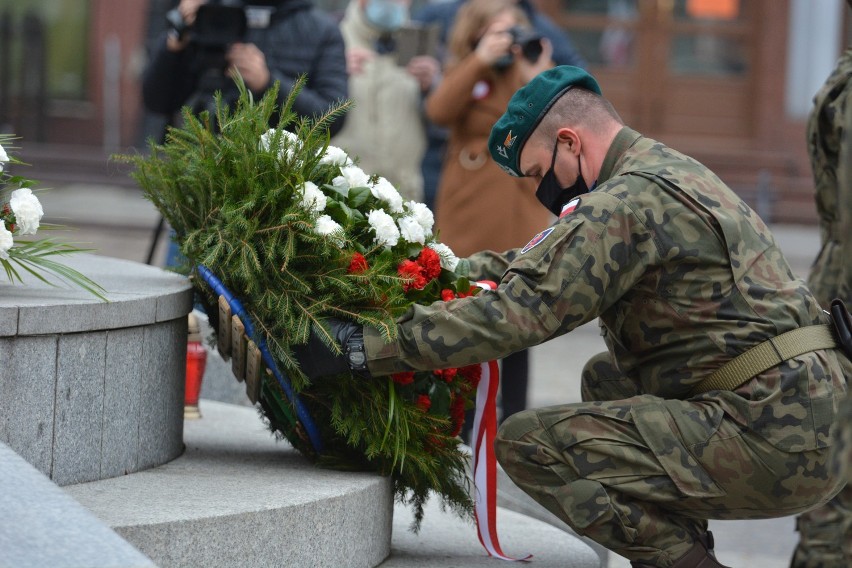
[365,192,660,375]
[466,249,520,281]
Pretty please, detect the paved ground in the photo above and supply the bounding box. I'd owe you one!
[36,181,823,567]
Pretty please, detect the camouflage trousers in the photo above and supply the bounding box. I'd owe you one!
[790,393,852,568]
[495,352,844,567]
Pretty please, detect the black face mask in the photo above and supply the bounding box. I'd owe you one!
[535,140,590,216]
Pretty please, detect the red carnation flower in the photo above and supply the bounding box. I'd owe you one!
[416,394,431,412]
[449,396,467,437]
[459,364,482,388]
[417,247,442,280]
[347,252,368,274]
[398,260,427,292]
[391,371,415,385]
[441,289,456,302]
[433,367,458,383]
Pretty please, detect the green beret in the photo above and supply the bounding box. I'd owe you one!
[488,66,602,177]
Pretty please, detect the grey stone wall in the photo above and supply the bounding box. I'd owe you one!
[0,254,193,485]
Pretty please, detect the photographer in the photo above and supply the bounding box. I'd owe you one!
[424,0,553,436]
[330,0,440,203]
[143,0,348,135]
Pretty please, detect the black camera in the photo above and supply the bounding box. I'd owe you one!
[166,1,248,50]
[493,26,544,70]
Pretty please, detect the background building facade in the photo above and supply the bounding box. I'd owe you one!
[0,0,848,222]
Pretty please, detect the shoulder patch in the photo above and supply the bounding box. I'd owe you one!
[520,227,555,254]
[559,198,580,218]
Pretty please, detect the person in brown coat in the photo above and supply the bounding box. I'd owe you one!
[425,0,553,428]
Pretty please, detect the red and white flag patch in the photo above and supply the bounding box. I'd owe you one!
[559,198,580,218]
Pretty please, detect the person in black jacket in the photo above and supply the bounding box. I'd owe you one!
[143,0,348,135]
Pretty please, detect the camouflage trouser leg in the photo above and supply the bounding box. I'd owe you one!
[790,485,852,568]
[495,352,843,567]
[790,392,852,568]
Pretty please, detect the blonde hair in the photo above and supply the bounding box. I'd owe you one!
[446,0,529,67]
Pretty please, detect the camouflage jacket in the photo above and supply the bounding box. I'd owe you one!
[365,127,847,451]
[806,47,852,306]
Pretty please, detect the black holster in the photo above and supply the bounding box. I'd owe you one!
[830,298,852,360]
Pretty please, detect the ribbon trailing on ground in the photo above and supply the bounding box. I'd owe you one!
[471,282,532,562]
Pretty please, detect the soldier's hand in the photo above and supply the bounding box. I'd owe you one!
[292,318,369,380]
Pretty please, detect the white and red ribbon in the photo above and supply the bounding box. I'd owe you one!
[470,282,532,561]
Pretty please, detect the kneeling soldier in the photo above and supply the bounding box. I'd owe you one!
[296,66,852,567]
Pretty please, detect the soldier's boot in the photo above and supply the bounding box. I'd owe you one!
[631,532,731,568]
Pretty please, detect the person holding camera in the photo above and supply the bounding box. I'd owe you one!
[424,0,553,434]
[412,0,586,215]
[330,0,440,203]
[143,0,348,135]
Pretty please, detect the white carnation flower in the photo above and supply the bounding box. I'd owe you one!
[332,165,371,193]
[319,145,352,167]
[429,242,459,272]
[314,215,345,245]
[405,201,434,236]
[259,128,301,161]
[9,187,43,236]
[367,209,400,249]
[398,215,426,245]
[0,224,12,260]
[370,177,404,213]
[298,181,327,212]
[0,144,8,173]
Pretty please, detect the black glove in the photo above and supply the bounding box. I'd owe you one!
[291,318,370,380]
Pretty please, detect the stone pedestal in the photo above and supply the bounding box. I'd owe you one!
[0,254,193,485]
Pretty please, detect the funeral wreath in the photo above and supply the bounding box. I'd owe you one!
[121,79,482,527]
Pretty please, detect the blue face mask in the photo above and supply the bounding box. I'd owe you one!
[364,0,407,32]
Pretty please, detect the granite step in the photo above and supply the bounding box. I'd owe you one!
[0,441,156,568]
[64,400,601,568]
[65,401,394,568]
[382,497,600,568]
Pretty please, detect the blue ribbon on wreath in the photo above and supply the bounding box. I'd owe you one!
[196,264,324,455]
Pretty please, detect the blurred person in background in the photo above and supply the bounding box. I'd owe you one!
[331,0,440,203]
[142,0,348,269]
[143,0,348,135]
[789,3,852,566]
[412,0,586,212]
[425,0,553,433]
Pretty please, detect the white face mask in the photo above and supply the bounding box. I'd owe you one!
[364,0,407,32]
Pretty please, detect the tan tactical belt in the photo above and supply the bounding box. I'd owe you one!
[693,324,838,395]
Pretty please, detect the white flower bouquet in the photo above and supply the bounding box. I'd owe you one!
[0,135,104,298]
